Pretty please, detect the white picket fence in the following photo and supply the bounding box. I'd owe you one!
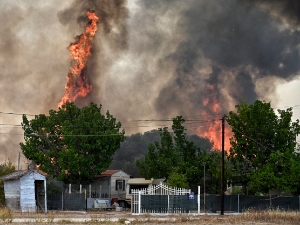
[131,182,200,215]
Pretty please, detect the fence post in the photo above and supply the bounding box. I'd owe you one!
[62,192,64,211]
[80,184,82,194]
[138,191,141,214]
[238,194,239,213]
[168,194,170,214]
[89,184,91,198]
[198,186,200,214]
[100,185,102,198]
[270,195,271,209]
[69,184,71,194]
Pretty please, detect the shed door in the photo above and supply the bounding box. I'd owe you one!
[35,180,45,212]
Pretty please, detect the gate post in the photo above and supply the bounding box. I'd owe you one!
[138,191,141,214]
[168,195,170,214]
[198,186,200,214]
[238,194,239,213]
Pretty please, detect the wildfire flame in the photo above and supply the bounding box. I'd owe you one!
[58,11,99,108]
[197,84,232,152]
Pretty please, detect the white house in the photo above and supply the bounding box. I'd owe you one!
[87,170,130,208]
[0,170,47,213]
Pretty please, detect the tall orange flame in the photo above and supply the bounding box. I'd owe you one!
[58,11,99,108]
[197,84,232,152]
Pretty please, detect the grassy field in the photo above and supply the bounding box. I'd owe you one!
[1,207,300,224]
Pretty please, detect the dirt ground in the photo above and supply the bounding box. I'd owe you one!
[8,209,300,224]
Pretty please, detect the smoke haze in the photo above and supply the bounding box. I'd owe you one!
[1,0,300,166]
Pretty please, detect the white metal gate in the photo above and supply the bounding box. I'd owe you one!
[131,182,200,215]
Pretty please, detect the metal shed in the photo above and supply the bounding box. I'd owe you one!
[0,170,47,213]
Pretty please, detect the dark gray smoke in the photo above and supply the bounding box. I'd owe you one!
[150,0,300,120]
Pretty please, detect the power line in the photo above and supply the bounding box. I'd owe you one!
[0,111,36,116]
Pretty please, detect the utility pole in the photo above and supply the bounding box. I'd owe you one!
[18,152,20,172]
[221,116,225,215]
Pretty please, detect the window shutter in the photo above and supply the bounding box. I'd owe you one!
[123,180,125,191]
[115,180,118,190]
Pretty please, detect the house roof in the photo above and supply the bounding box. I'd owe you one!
[95,170,120,178]
[0,170,47,181]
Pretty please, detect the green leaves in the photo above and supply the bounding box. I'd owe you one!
[226,99,300,193]
[136,116,216,191]
[20,102,125,184]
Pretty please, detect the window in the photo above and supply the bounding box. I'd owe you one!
[116,179,125,191]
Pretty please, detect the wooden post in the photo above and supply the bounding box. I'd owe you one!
[221,116,225,215]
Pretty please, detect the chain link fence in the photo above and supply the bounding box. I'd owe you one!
[137,194,300,214]
[47,193,85,211]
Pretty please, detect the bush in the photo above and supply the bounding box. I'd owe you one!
[0,160,16,205]
[47,177,63,194]
[230,186,245,195]
[0,207,14,223]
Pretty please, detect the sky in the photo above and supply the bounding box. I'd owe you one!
[1,0,300,168]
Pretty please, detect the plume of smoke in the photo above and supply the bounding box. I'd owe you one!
[2,0,300,165]
[57,0,128,107]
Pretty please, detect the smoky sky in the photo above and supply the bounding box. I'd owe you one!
[149,0,300,118]
[1,0,300,166]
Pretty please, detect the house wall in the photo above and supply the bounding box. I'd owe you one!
[90,178,110,198]
[4,180,20,211]
[20,172,46,213]
[110,171,130,199]
[89,171,130,200]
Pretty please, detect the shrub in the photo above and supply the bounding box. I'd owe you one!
[0,207,14,223]
[230,186,245,195]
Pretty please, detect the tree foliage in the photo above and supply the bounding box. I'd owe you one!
[20,102,125,184]
[225,100,300,193]
[109,130,214,178]
[0,160,16,205]
[46,177,63,194]
[166,168,189,189]
[136,116,222,191]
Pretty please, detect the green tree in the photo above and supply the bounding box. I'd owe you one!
[204,151,232,194]
[166,168,189,189]
[225,100,300,193]
[0,160,16,205]
[20,102,125,184]
[109,130,214,178]
[230,186,245,195]
[46,177,63,194]
[136,116,207,190]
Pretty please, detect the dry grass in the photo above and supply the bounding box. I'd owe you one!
[1,208,300,224]
[224,209,300,224]
[0,207,14,223]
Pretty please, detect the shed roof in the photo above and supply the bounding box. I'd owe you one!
[0,170,46,181]
[95,170,120,178]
